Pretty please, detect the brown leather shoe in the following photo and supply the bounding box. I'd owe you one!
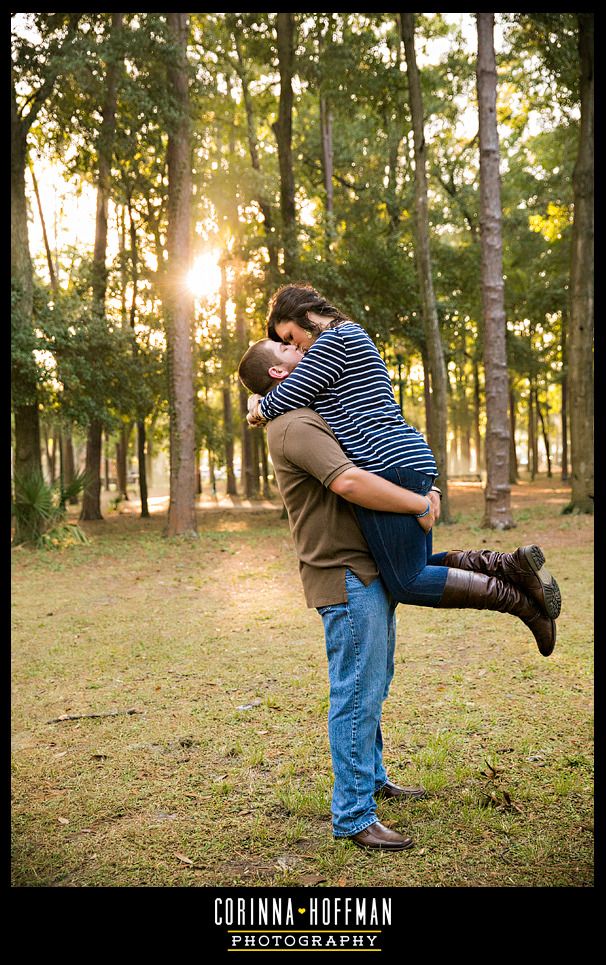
[375,779,427,801]
[348,821,413,851]
[438,567,556,657]
[443,544,561,619]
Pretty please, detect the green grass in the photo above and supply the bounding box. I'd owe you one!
[11,479,593,887]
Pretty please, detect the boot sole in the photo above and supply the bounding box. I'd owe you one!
[350,838,414,851]
[523,545,562,619]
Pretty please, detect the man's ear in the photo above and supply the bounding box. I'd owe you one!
[268,365,290,380]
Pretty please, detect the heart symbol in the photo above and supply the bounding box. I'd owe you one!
[298,907,306,914]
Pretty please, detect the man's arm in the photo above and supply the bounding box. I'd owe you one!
[329,467,436,532]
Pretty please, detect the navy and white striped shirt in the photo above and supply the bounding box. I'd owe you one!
[260,322,438,476]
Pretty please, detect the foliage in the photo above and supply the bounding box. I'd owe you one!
[12,469,90,548]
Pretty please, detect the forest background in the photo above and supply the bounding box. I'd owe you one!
[11,11,593,534]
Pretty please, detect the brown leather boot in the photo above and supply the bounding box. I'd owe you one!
[441,545,561,619]
[438,568,556,656]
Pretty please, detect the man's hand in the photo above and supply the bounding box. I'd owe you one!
[415,499,436,534]
[247,394,267,427]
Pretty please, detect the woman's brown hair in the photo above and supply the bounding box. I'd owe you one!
[266,283,350,342]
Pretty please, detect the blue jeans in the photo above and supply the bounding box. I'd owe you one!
[353,465,449,605]
[317,570,396,838]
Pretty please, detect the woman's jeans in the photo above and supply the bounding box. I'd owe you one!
[318,570,396,837]
[353,465,449,605]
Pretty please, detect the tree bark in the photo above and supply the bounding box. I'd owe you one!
[527,383,536,480]
[401,13,450,522]
[476,13,513,528]
[560,308,569,481]
[29,160,58,291]
[473,357,483,472]
[537,394,552,478]
[567,13,594,512]
[219,261,238,495]
[81,12,123,520]
[127,196,149,518]
[509,380,518,484]
[11,19,82,492]
[80,418,103,520]
[62,430,78,502]
[319,90,335,248]
[230,24,279,279]
[165,12,197,537]
[273,13,297,276]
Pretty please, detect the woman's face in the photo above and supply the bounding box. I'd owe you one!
[274,316,328,353]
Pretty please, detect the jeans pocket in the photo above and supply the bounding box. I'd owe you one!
[395,466,432,496]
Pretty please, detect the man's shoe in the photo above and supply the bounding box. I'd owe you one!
[375,779,427,801]
[348,821,413,851]
[443,544,561,619]
[438,568,557,657]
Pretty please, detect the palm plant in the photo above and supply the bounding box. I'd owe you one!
[12,469,91,547]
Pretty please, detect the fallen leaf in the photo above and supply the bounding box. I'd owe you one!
[236,699,262,711]
[175,853,194,865]
[58,817,69,825]
[53,751,68,759]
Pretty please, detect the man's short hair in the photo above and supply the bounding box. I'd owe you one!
[238,339,279,395]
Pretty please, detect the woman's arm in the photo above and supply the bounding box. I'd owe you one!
[259,328,347,421]
[329,467,436,532]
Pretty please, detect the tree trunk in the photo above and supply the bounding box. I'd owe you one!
[560,309,569,481]
[260,433,271,499]
[195,450,202,496]
[208,450,217,496]
[137,420,150,518]
[509,381,518,484]
[273,13,297,276]
[567,13,594,512]
[537,394,552,478]
[62,430,77,502]
[420,346,432,446]
[165,13,197,537]
[400,13,451,521]
[81,11,123,520]
[127,196,150,518]
[80,419,103,520]
[219,261,238,495]
[116,424,130,499]
[320,92,335,249]
[231,24,279,280]
[476,13,513,528]
[29,160,58,291]
[11,93,42,486]
[528,384,536,481]
[473,357,483,472]
[104,428,111,490]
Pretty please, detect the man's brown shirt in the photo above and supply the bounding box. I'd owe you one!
[266,408,379,608]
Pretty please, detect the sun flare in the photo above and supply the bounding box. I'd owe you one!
[187,251,222,301]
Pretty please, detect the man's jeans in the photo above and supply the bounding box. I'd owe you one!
[317,570,396,838]
[353,465,450,605]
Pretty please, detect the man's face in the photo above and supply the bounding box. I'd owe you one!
[268,340,303,377]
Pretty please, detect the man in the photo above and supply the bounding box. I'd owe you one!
[238,338,560,850]
[238,338,438,852]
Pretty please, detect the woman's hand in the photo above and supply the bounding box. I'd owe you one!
[415,498,436,533]
[246,394,267,427]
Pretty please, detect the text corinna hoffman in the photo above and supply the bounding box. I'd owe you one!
[214,896,392,927]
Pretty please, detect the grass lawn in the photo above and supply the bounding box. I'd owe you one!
[11,477,593,887]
